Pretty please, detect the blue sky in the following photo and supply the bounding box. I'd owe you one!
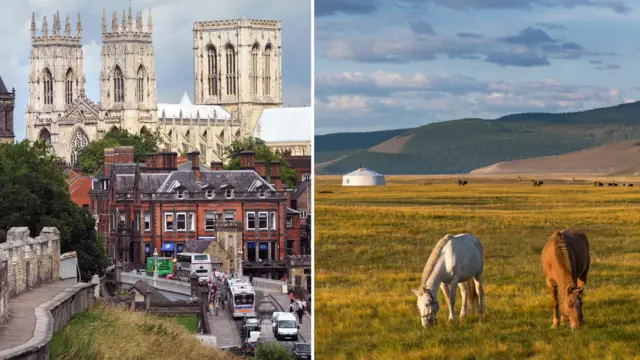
[314,0,640,134]
[0,0,311,141]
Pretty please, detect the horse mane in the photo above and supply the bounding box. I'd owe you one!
[552,231,572,274]
[420,234,453,293]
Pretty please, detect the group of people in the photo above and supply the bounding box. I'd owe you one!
[288,292,309,324]
[207,269,228,315]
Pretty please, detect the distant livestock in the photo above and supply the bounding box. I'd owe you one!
[457,179,468,186]
[608,182,618,187]
[411,234,484,328]
[531,180,544,187]
[593,182,604,187]
[623,182,634,187]
[541,230,590,330]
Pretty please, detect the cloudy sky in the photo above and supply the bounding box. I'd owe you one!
[315,0,640,134]
[0,0,311,141]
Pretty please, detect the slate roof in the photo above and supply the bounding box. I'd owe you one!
[177,160,212,172]
[156,170,274,193]
[0,76,7,94]
[139,173,170,193]
[183,239,213,253]
[290,180,309,200]
[115,174,135,192]
[158,91,232,120]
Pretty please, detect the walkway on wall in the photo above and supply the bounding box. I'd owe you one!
[0,279,78,351]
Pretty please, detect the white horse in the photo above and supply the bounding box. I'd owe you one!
[410,233,485,328]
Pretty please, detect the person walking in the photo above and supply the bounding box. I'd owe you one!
[289,298,296,313]
[296,304,304,324]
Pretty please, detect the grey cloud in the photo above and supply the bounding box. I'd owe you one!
[457,32,483,38]
[536,23,567,30]
[485,51,551,67]
[422,0,631,14]
[543,42,589,59]
[498,27,555,45]
[595,63,620,70]
[590,60,603,64]
[315,0,379,16]
[410,21,436,35]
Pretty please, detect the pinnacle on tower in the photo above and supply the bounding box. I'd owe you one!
[53,11,59,36]
[42,15,48,38]
[136,11,143,32]
[147,8,152,33]
[121,9,126,32]
[102,8,107,34]
[65,15,71,36]
[31,12,36,38]
[76,13,82,37]
[112,11,118,33]
[128,1,133,31]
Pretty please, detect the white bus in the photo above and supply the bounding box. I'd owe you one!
[176,253,213,280]
[228,283,256,318]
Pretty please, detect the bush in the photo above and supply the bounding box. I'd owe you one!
[256,342,293,360]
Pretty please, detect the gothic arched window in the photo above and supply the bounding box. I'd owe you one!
[136,66,146,103]
[38,128,52,145]
[225,44,236,96]
[43,68,53,105]
[113,66,124,103]
[251,43,260,95]
[70,129,89,166]
[264,44,272,96]
[207,45,218,96]
[65,68,74,105]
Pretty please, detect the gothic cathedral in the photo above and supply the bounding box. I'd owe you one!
[26,7,282,166]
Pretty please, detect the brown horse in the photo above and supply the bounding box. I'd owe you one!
[531,180,543,187]
[541,230,590,330]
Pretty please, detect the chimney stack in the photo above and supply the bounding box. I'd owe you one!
[271,161,282,191]
[239,151,255,170]
[189,150,201,181]
[255,160,266,179]
[114,146,134,163]
[144,152,178,172]
[104,148,115,176]
[210,161,224,171]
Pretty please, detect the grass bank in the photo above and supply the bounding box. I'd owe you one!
[315,179,640,359]
[51,301,235,360]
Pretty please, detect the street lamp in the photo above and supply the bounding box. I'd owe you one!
[153,248,159,283]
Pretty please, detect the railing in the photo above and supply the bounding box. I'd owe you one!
[242,260,286,269]
[286,255,311,268]
[138,191,288,201]
[120,272,192,295]
[238,276,287,294]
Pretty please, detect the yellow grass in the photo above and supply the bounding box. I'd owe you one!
[314,176,640,360]
[51,301,236,360]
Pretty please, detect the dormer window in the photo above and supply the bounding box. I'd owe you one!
[258,189,266,198]
[102,180,108,191]
[225,189,234,199]
[205,189,214,199]
[302,174,310,181]
[177,190,185,199]
[300,210,308,219]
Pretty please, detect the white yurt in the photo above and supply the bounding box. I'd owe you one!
[342,167,386,186]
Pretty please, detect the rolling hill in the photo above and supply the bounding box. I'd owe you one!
[316,101,640,175]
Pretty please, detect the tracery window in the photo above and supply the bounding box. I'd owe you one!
[136,66,145,103]
[43,68,53,105]
[65,68,73,105]
[251,43,259,95]
[225,44,236,95]
[207,45,218,96]
[70,129,89,166]
[113,66,124,103]
[264,44,272,96]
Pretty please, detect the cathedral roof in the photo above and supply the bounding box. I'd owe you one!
[253,107,312,143]
[158,91,232,120]
[0,76,8,93]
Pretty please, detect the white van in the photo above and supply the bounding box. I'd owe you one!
[270,312,298,341]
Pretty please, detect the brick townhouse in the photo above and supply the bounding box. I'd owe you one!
[90,146,305,280]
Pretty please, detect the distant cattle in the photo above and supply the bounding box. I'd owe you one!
[608,182,618,187]
[457,179,468,186]
[531,180,544,187]
[593,181,604,187]
[622,182,634,187]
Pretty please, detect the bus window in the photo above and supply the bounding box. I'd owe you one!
[194,255,208,261]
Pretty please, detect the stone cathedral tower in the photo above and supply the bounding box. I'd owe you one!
[25,12,90,163]
[192,18,283,137]
[99,6,157,135]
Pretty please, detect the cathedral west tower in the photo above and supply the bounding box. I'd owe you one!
[193,18,283,137]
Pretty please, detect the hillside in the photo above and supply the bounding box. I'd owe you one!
[471,140,640,175]
[316,101,640,174]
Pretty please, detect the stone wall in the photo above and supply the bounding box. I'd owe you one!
[0,282,96,360]
[0,227,61,323]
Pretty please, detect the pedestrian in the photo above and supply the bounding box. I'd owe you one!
[289,291,295,301]
[296,306,304,324]
[302,299,307,314]
[209,301,214,315]
[289,298,296,313]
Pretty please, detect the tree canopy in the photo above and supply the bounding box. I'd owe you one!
[224,137,298,188]
[0,141,108,280]
[77,128,162,175]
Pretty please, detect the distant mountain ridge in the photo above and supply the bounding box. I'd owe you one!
[316,101,640,175]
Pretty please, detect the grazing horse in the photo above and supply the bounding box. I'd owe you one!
[411,234,485,328]
[629,183,634,187]
[457,179,468,186]
[541,230,590,330]
[593,181,603,187]
[531,180,544,187]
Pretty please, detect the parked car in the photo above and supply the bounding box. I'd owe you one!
[270,312,298,341]
[292,342,311,360]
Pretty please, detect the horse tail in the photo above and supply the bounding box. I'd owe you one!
[466,279,479,314]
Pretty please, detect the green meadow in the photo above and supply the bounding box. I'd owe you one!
[314,177,640,360]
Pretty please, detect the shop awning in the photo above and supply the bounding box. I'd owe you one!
[161,243,175,251]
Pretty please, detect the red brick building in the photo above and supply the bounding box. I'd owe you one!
[64,168,93,209]
[90,146,302,279]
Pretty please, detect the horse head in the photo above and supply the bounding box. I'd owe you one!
[562,285,584,330]
[410,288,439,328]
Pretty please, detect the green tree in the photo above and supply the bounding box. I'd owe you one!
[0,141,108,280]
[224,137,298,188]
[77,128,162,175]
[256,343,294,360]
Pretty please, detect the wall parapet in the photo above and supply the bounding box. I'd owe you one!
[0,282,96,360]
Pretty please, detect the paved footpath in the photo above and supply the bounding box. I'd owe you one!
[0,279,78,351]
[206,305,240,348]
[267,292,312,343]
